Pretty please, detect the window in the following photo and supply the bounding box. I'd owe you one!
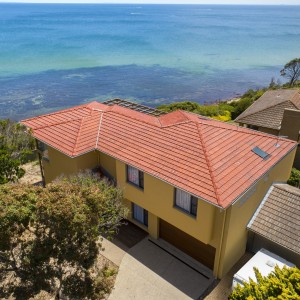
[175,188,198,216]
[127,165,144,189]
[132,203,148,227]
[252,146,270,160]
[36,140,49,161]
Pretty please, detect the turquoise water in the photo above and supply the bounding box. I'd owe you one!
[0,4,300,119]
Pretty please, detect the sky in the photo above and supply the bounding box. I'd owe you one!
[0,0,299,4]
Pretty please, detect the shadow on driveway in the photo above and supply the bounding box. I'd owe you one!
[107,222,214,300]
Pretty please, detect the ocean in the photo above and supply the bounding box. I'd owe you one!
[0,3,299,120]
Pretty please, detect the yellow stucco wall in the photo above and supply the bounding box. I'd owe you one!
[257,126,279,136]
[216,148,296,278]
[116,160,215,245]
[42,146,98,183]
[99,152,117,179]
[280,109,300,169]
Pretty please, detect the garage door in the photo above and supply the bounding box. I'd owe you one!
[159,219,216,269]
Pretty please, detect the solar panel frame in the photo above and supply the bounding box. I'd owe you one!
[103,99,166,117]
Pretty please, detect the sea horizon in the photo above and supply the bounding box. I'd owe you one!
[0,3,299,120]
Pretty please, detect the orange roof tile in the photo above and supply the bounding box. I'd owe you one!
[21,101,297,208]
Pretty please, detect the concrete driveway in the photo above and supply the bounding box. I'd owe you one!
[108,237,214,300]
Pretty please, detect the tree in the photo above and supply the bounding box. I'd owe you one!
[288,167,300,188]
[230,89,265,119]
[0,173,127,299]
[0,119,35,184]
[280,58,300,86]
[229,266,300,300]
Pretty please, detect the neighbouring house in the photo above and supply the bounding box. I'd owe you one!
[235,89,300,168]
[21,99,297,279]
[247,183,300,266]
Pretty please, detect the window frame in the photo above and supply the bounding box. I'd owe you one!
[174,188,198,217]
[132,203,148,227]
[126,165,144,189]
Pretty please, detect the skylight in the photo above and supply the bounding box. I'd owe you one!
[252,146,270,160]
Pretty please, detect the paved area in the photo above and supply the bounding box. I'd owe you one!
[109,238,214,300]
[101,238,127,266]
[205,252,253,299]
[101,221,148,266]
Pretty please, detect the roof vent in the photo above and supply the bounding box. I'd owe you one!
[252,146,270,160]
[266,260,275,267]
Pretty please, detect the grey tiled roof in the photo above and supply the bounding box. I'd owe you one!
[247,184,300,254]
[235,89,300,130]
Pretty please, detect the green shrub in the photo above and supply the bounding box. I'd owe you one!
[229,266,300,300]
[231,88,266,119]
[0,119,35,184]
[288,168,300,188]
[157,88,268,122]
[157,101,234,120]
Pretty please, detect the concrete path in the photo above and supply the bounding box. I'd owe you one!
[101,237,128,266]
[109,238,214,300]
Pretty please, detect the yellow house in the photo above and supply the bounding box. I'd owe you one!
[21,99,297,278]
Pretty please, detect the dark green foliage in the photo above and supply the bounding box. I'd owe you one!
[0,149,25,184]
[230,89,265,119]
[157,101,233,121]
[229,266,300,300]
[158,101,200,113]
[0,119,35,184]
[287,168,300,188]
[157,88,266,121]
[0,173,127,299]
[230,97,253,120]
[281,58,300,86]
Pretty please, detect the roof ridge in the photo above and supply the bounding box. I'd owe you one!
[95,111,104,148]
[72,118,84,156]
[247,185,274,228]
[196,122,221,206]
[273,183,300,195]
[290,91,300,109]
[236,100,292,121]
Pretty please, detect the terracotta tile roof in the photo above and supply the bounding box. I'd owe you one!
[248,184,300,254]
[21,101,297,208]
[235,89,300,130]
